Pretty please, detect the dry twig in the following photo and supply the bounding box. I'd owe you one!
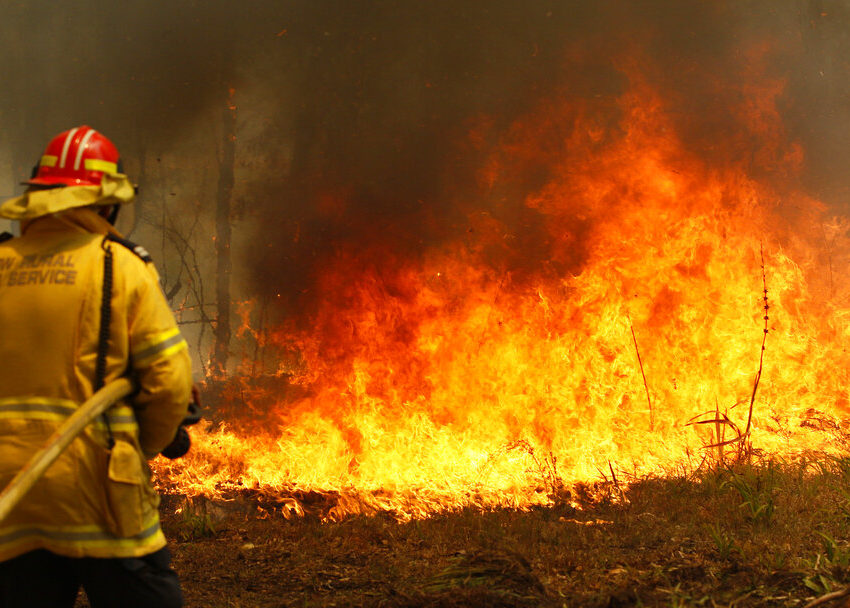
[740,243,770,460]
[803,585,850,608]
[628,316,654,430]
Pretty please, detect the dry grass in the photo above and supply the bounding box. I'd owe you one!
[107,454,850,607]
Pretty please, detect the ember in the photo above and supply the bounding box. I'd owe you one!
[154,57,850,520]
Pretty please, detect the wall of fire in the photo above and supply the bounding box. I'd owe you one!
[1,1,850,381]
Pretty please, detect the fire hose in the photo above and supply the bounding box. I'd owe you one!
[0,379,201,524]
[0,379,134,523]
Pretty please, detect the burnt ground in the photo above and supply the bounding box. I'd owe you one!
[75,459,850,607]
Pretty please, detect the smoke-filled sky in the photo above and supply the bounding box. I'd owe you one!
[2,1,850,315]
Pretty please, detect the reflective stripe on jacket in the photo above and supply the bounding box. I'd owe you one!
[0,208,192,560]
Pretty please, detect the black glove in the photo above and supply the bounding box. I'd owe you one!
[160,394,202,460]
[161,426,191,459]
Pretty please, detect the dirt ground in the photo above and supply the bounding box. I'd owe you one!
[74,461,850,607]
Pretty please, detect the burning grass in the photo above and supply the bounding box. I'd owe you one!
[135,44,850,607]
[101,456,850,607]
[155,68,850,521]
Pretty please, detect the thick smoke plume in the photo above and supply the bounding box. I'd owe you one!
[1,1,849,323]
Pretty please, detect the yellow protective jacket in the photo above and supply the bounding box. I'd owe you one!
[0,207,192,561]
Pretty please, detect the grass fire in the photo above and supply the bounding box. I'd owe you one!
[3,1,850,606]
[156,65,850,523]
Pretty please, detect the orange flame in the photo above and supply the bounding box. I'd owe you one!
[155,60,850,519]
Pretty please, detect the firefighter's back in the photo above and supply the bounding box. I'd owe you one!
[0,218,168,561]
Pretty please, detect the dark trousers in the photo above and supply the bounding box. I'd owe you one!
[0,547,182,608]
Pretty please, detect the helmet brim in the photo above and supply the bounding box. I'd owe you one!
[23,176,101,187]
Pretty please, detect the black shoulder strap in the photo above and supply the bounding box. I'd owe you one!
[104,233,152,263]
[0,232,13,244]
[97,237,115,450]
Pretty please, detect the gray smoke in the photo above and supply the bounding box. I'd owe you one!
[1,1,849,322]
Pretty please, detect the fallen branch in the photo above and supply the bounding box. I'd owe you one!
[803,585,850,608]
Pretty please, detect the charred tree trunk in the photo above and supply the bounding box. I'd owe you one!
[212,88,236,378]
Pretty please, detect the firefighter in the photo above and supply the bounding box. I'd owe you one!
[0,126,193,607]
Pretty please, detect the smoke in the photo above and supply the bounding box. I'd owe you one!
[240,0,850,318]
[0,0,252,160]
[1,1,849,317]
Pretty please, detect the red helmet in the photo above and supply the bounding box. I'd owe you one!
[27,125,120,187]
